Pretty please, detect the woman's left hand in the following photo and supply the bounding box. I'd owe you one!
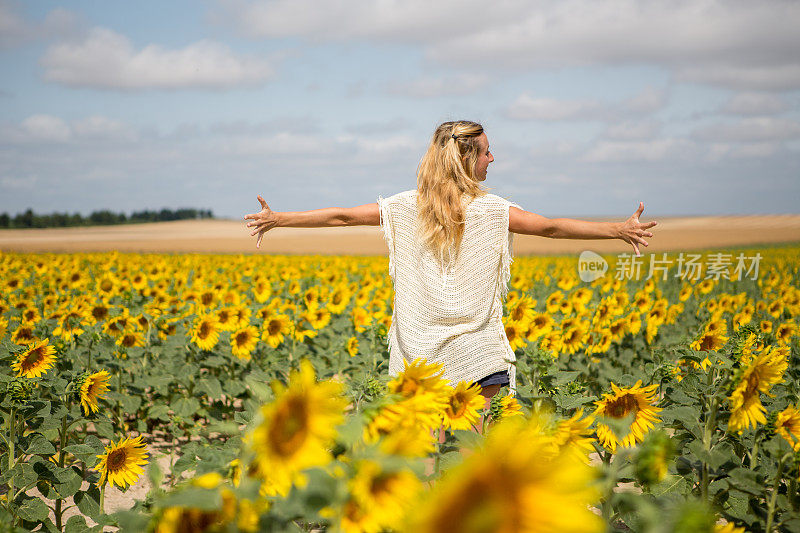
[243,195,278,249]
[617,202,657,257]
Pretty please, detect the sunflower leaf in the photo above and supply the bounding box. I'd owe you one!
[64,444,99,462]
[65,515,91,533]
[15,495,50,522]
[20,432,56,456]
[74,487,101,520]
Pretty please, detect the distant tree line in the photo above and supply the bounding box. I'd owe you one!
[0,208,214,228]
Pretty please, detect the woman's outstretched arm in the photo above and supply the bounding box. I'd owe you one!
[244,195,380,248]
[509,202,657,256]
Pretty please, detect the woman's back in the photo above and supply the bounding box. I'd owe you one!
[378,189,520,390]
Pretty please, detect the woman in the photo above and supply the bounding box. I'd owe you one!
[243,120,656,411]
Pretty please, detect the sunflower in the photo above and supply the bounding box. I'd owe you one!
[302,287,320,310]
[365,409,438,457]
[627,312,642,335]
[554,409,595,461]
[504,320,527,351]
[262,314,291,348]
[292,317,318,342]
[53,310,87,340]
[252,278,273,303]
[775,405,800,451]
[387,358,450,401]
[442,382,485,431]
[308,308,332,330]
[247,359,347,496]
[525,313,554,341]
[231,326,259,360]
[88,301,112,324]
[346,336,359,357]
[508,296,537,326]
[215,307,239,332]
[95,435,149,489]
[593,380,663,453]
[12,338,57,378]
[191,314,221,351]
[11,324,37,345]
[327,459,421,533]
[728,347,788,434]
[775,321,797,345]
[116,329,145,349]
[560,324,588,355]
[328,287,352,314]
[545,291,564,314]
[352,306,372,332]
[690,329,728,353]
[409,415,603,533]
[79,370,111,414]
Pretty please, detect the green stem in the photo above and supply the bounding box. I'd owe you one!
[54,413,69,531]
[7,406,16,527]
[790,477,798,512]
[764,456,785,533]
[433,427,441,478]
[700,391,719,504]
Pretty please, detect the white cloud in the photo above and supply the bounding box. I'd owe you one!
[0,3,84,50]
[604,120,661,141]
[386,74,488,98]
[20,114,71,142]
[72,116,137,141]
[0,114,142,144]
[704,141,780,161]
[623,87,667,114]
[0,175,37,190]
[220,132,337,156]
[582,138,693,162]
[41,27,274,90]
[693,117,800,142]
[720,92,790,116]
[506,95,602,121]
[219,0,800,90]
[0,0,31,49]
[676,64,800,92]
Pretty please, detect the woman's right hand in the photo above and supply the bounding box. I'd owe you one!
[616,202,657,257]
[244,195,278,249]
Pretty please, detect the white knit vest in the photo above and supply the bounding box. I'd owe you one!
[377,190,521,392]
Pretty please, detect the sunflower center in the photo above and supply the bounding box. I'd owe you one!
[606,393,639,418]
[370,474,393,497]
[22,347,45,371]
[235,331,250,345]
[449,394,467,418]
[198,322,212,339]
[745,372,760,396]
[398,378,420,398]
[267,320,282,335]
[268,395,309,457]
[107,448,128,471]
[699,334,716,351]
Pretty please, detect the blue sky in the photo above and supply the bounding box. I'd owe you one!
[1,0,799,219]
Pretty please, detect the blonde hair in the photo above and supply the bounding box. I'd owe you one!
[416,120,488,268]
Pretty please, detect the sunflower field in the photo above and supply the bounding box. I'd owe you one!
[0,245,799,532]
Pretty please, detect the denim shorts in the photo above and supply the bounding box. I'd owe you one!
[476,370,510,388]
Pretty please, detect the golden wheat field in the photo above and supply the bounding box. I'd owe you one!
[1,219,799,532]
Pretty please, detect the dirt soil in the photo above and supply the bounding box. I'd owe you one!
[1,215,799,255]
